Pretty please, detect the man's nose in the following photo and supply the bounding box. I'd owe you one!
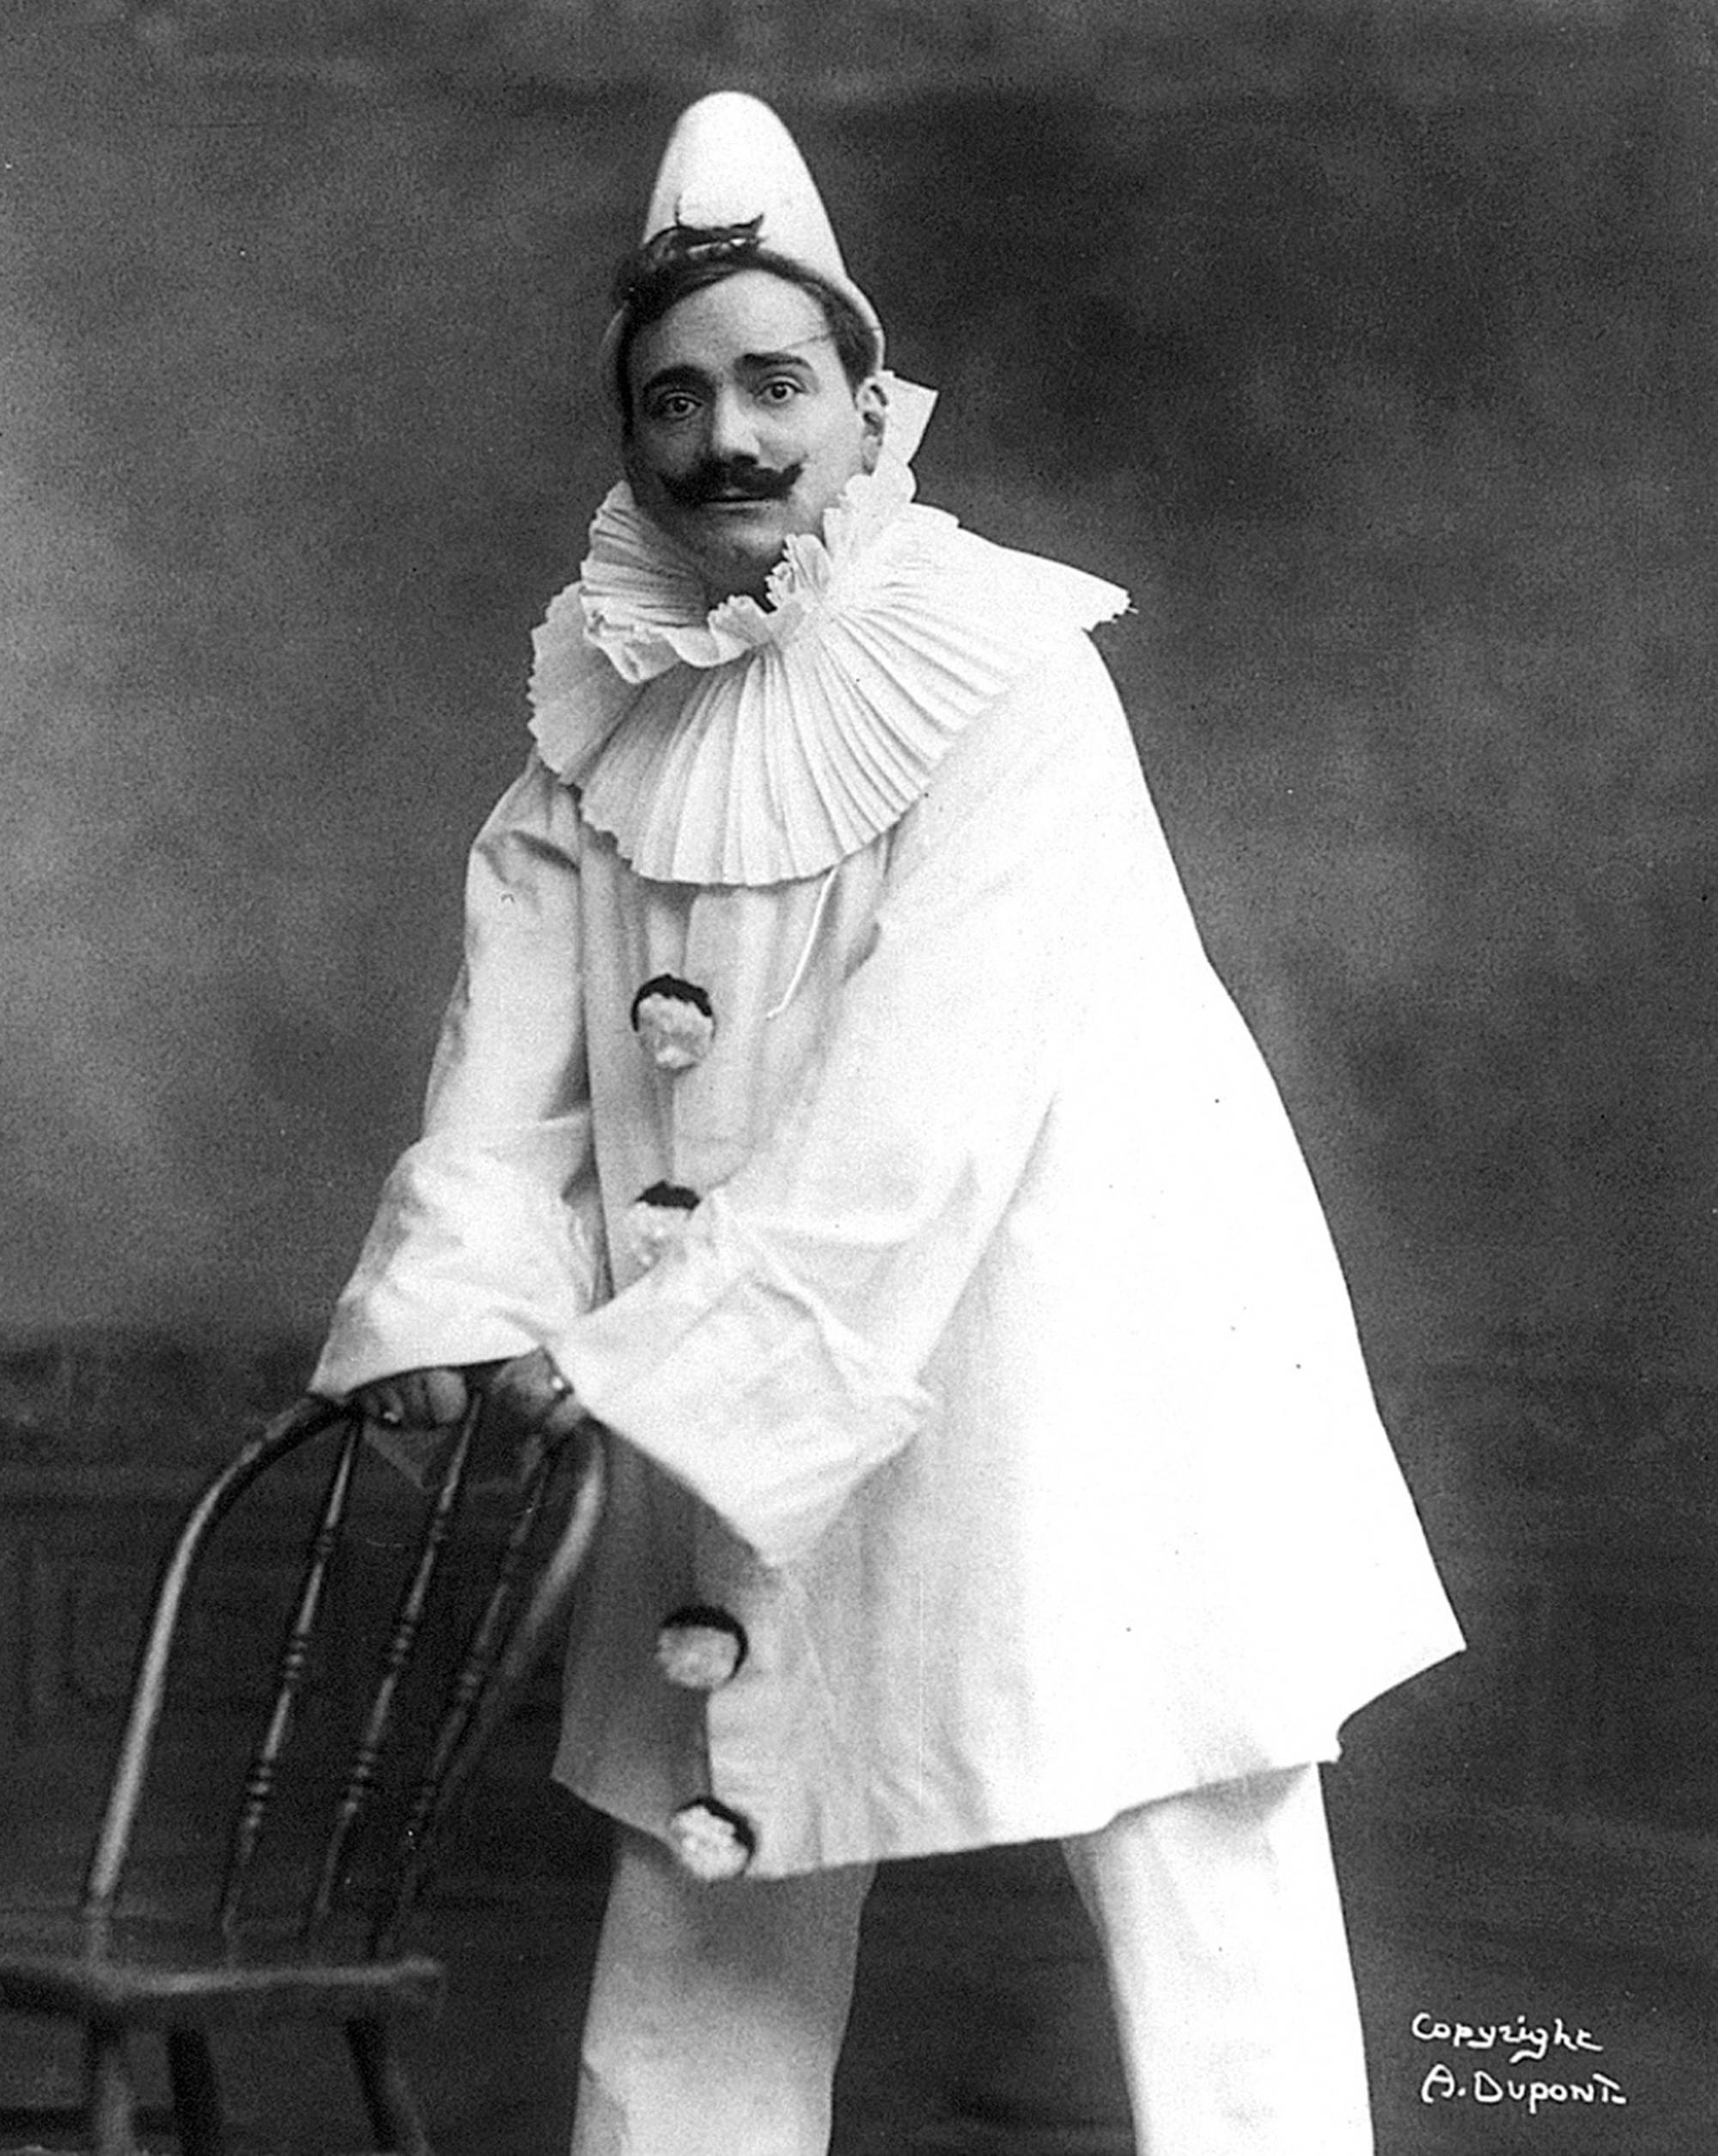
[706,387,762,461]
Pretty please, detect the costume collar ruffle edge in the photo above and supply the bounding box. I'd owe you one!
[528,450,1129,886]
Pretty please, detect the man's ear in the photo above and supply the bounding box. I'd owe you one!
[858,377,888,471]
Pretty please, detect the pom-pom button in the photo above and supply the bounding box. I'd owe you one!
[631,974,716,1072]
[625,1181,700,1272]
[655,1604,749,1690]
[667,1796,757,1881]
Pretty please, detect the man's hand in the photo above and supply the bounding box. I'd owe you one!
[482,1348,589,1448]
[351,1367,471,1431]
[482,1348,594,1488]
[351,1355,591,1488]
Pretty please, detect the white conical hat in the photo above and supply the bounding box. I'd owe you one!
[639,92,882,350]
[603,94,936,458]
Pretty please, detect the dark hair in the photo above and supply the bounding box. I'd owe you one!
[609,221,880,424]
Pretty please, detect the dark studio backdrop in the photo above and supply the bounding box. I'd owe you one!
[1,0,1715,2147]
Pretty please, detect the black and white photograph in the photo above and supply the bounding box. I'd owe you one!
[0,4,1713,2153]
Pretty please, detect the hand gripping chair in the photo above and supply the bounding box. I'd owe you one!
[0,1392,606,2156]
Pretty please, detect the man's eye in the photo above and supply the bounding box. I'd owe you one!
[649,393,698,423]
[758,378,802,404]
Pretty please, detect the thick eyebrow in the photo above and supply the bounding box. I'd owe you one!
[637,340,830,405]
[637,362,711,403]
[735,344,825,375]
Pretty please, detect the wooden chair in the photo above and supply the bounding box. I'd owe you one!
[0,1392,606,2156]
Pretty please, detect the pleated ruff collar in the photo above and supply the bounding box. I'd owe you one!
[527,453,1129,886]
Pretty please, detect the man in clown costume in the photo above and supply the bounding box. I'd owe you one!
[313,93,1461,2156]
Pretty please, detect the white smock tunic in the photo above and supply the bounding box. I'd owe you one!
[313,451,1462,1880]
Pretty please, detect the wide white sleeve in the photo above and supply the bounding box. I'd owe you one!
[312,753,604,1398]
[550,637,1163,1565]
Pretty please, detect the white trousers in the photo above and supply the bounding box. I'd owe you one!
[569,1766,1373,2156]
